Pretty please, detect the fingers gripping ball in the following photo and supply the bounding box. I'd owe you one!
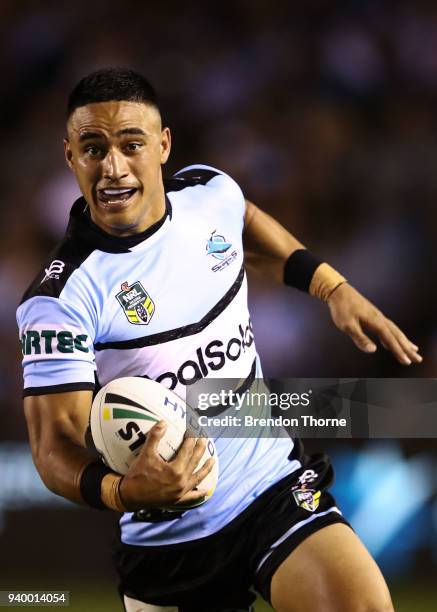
[90,377,218,509]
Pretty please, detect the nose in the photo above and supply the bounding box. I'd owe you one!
[102,147,129,181]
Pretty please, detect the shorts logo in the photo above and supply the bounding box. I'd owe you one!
[292,489,321,512]
[206,230,237,272]
[292,469,320,512]
[116,281,155,325]
[40,260,65,284]
[298,469,318,486]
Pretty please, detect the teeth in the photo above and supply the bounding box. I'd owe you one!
[102,188,134,195]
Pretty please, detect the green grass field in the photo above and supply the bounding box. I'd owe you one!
[255,583,437,611]
[1,574,435,611]
[4,582,431,611]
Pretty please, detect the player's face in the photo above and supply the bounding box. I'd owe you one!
[64,100,171,236]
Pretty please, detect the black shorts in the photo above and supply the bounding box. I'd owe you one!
[113,452,349,612]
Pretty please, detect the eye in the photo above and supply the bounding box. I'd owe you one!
[125,142,143,152]
[84,145,101,157]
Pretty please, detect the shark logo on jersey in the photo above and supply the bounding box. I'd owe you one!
[206,231,237,272]
[206,231,232,260]
[116,281,155,325]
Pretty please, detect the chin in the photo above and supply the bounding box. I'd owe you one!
[103,213,142,236]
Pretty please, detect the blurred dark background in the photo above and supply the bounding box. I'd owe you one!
[0,1,436,610]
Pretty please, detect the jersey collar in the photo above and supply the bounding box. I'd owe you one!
[66,195,172,254]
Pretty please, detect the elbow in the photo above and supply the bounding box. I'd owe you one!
[31,446,59,495]
[24,399,61,495]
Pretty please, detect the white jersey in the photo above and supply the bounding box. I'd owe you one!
[17,165,299,545]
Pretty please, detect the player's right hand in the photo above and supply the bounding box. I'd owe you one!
[119,421,214,511]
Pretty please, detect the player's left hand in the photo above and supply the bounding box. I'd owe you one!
[327,283,423,365]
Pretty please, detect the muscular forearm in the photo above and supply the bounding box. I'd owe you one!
[35,436,98,505]
[24,391,110,507]
[243,199,345,299]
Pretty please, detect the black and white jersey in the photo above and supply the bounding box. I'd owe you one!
[17,165,298,545]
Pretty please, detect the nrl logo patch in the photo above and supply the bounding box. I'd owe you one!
[292,488,321,512]
[116,281,155,325]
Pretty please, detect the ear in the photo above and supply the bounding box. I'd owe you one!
[64,138,74,170]
[160,127,171,164]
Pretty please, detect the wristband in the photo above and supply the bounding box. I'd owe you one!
[101,473,127,512]
[284,249,346,301]
[283,249,323,292]
[79,460,112,510]
[309,262,347,301]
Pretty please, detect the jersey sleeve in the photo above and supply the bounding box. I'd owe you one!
[16,295,96,396]
[173,164,246,222]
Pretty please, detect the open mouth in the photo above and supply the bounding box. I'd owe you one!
[98,188,138,208]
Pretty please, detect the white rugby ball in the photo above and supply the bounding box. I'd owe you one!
[90,376,218,509]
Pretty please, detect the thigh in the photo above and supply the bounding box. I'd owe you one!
[270,523,394,612]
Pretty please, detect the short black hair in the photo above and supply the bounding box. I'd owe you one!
[67,67,160,118]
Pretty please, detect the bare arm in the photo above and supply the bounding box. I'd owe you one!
[24,391,214,511]
[243,199,305,282]
[243,199,422,365]
[24,391,95,504]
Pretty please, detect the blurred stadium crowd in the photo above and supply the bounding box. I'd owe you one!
[1,0,436,428]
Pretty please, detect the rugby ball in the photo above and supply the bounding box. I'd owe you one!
[90,377,218,509]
